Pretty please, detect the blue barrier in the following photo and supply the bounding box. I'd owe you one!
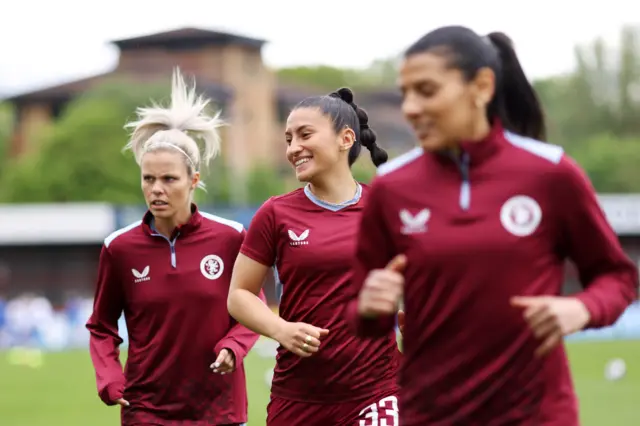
[0,301,637,352]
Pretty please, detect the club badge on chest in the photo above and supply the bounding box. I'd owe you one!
[200,255,224,280]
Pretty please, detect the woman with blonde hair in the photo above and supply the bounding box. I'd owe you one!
[87,68,264,426]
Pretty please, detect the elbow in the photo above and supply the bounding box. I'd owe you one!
[616,262,640,305]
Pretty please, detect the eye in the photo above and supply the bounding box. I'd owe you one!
[416,83,438,98]
[143,176,154,182]
[301,132,312,139]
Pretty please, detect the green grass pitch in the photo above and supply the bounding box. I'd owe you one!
[0,339,638,425]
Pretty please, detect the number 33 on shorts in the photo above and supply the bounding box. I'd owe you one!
[358,395,399,426]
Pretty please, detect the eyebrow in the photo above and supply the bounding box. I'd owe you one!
[285,124,313,134]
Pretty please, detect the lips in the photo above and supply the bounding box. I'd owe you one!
[151,200,168,207]
[293,157,312,168]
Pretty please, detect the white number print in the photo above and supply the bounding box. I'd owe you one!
[358,395,399,426]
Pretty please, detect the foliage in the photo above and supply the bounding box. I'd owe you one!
[4,26,640,203]
[531,25,640,191]
[245,166,288,204]
[276,56,400,91]
[0,79,171,203]
[0,103,14,173]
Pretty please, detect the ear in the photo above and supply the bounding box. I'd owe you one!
[191,171,201,190]
[470,67,496,109]
[338,127,356,152]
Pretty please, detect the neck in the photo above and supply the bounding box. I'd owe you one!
[445,118,492,153]
[154,206,192,238]
[308,167,358,205]
[468,117,492,143]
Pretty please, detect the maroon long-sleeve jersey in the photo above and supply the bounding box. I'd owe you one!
[240,185,400,404]
[348,123,639,425]
[86,206,264,426]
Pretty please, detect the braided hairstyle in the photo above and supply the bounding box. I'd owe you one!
[294,87,388,167]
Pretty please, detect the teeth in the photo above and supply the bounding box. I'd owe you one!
[295,158,310,167]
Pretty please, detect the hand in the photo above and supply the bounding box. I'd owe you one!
[358,255,407,318]
[272,321,329,358]
[115,398,129,407]
[511,296,591,357]
[210,348,235,374]
[397,310,405,336]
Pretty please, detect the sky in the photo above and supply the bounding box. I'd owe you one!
[0,0,637,97]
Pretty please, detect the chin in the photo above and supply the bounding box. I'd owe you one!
[150,209,174,219]
[294,168,314,183]
[419,137,449,152]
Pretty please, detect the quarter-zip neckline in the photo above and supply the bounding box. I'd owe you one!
[430,120,505,211]
[141,204,203,268]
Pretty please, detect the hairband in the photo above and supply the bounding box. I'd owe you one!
[144,140,197,170]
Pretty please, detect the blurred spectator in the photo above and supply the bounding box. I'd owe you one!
[0,294,636,351]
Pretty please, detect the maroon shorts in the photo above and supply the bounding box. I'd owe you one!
[266,391,399,426]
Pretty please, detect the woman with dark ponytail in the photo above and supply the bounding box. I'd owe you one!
[228,88,401,425]
[349,26,638,425]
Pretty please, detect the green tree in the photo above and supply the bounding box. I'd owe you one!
[245,166,288,204]
[276,56,400,90]
[0,102,13,174]
[0,79,170,203]
[534,25,640,192]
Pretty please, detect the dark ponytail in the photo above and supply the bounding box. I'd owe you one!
[331,88,389,167]
[405,26,547,141]
[486,32,546,141]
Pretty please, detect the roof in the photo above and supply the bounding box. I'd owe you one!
[3,74,112,103]
[111,27,267,50]
[3,73,233,104]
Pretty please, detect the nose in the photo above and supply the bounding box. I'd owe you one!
[151,180,164,195]
[287,140,303,160]
[401,91,422,120]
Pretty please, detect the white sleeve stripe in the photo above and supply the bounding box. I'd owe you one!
[200,212,245,233]
[377,147,424,176]
[104,220,142,248]
[503,131,564,164]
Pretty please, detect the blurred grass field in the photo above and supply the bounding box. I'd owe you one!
[0,339,638,426]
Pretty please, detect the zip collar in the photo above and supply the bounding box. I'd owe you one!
[141,203,203,240]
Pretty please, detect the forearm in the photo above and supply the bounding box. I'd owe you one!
[228,288,285,339]
[87,330,125,404]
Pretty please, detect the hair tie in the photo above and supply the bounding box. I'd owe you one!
[360,123,369,130]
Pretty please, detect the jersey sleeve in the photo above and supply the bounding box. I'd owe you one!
[347,179,398,337]
[240,198,278,267]
[85,245,126,405]
[556,156,639,328]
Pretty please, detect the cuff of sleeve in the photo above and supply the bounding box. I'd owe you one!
[215,339,244,366]
[574,292,603,329]
[100,382,124,406]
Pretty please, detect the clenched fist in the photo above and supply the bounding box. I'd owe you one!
[358,255,407,318]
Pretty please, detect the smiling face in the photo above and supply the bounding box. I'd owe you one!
[140,149,199,220]
[399,51,495,151]
[284,107,355,182]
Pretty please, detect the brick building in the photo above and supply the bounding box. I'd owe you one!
[4,27,414,175]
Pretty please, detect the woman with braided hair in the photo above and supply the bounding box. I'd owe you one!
[228,88,401,425]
